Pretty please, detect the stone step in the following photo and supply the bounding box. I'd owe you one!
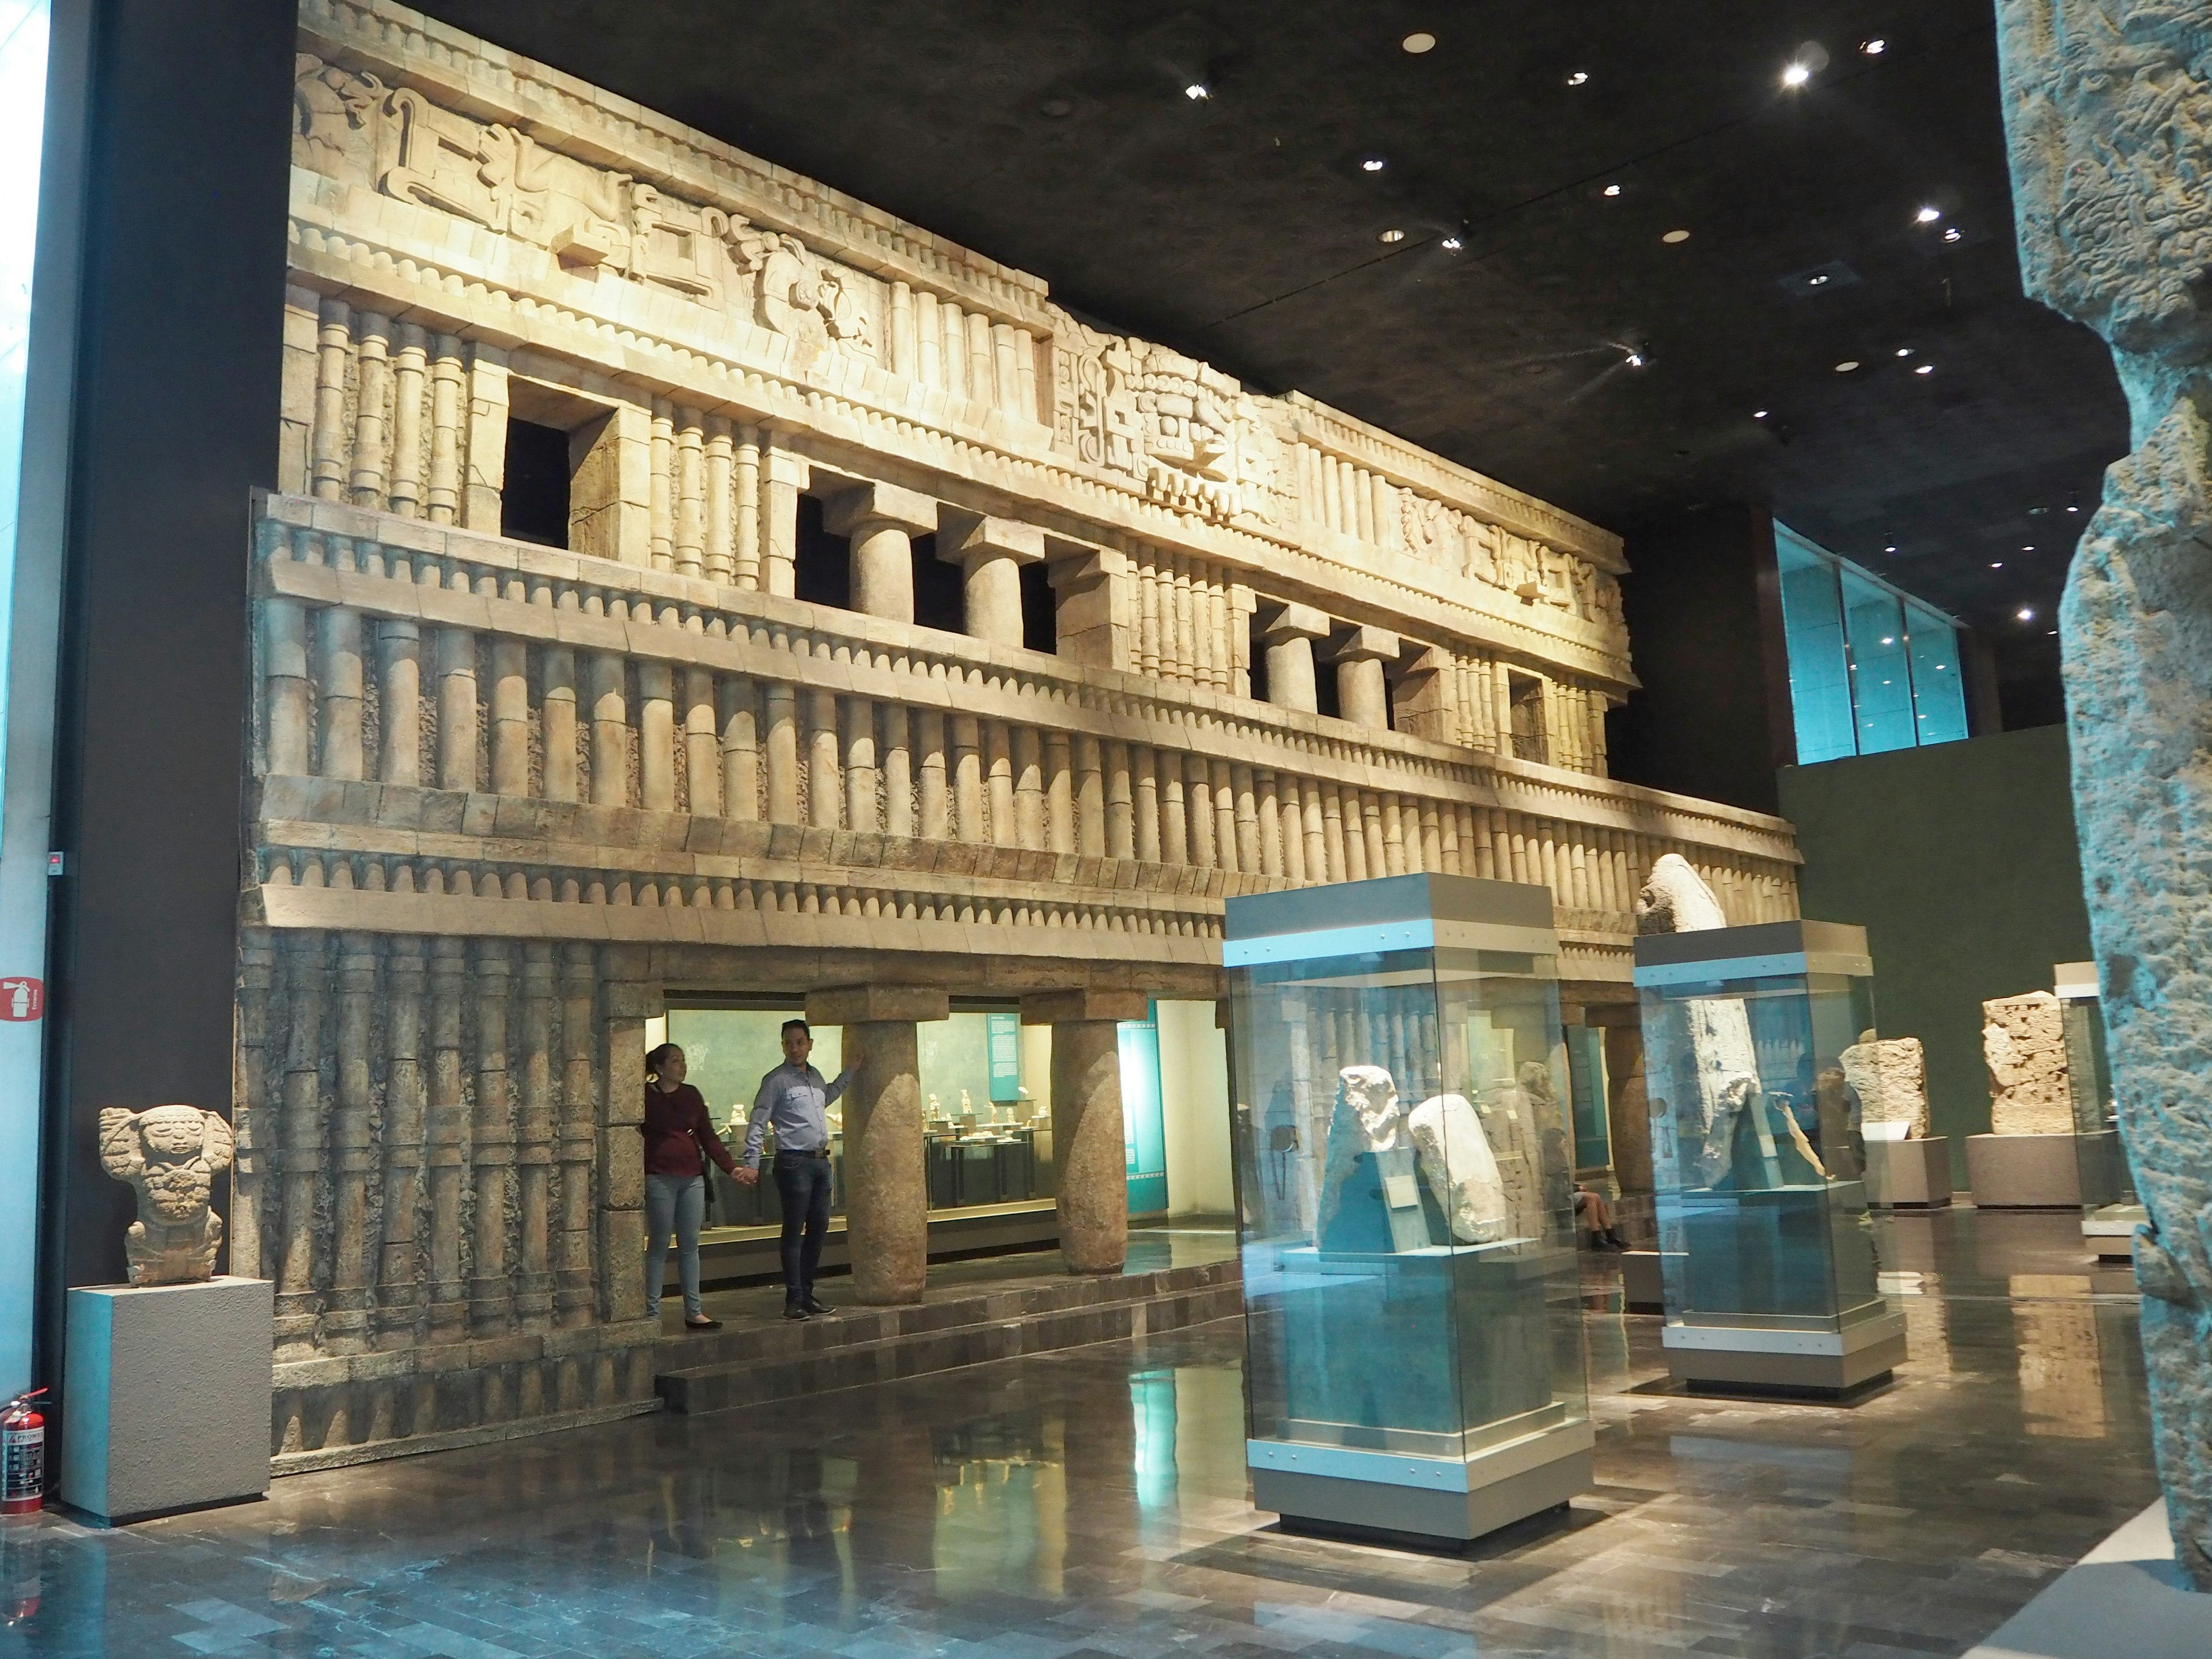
[656,1259,1242,1414]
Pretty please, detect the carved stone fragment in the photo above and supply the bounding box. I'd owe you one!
[97,1104,236,1285]
[1406,1093,1509,1244]
[1983,991,2073,1136]
[1839,1030,1930,1138]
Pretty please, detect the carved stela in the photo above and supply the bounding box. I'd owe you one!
[98,1104,234,1285]
[1998,0,2212,1588]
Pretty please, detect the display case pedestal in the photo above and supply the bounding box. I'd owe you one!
[1250,1418,1594,1542]
[1966,1132,2081,1208]
[1621,1249,1667,1314]
[2083,1202,2146,1262]
[1863,1135,1953,1208]
[1662,1305,1907,1396]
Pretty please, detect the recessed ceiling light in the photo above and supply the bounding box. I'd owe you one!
[1808,273,1831,286]
[1836,360,1861,372]
[1566,70,1589,86]
[1942,226,1962,243]
[1362,157,1386,172]
[1040,96,1076,118]
[1601,184,1623,198]
[1662,229,1691,244]
[1914,363,1934,374]
[2047,628,2058,636]
[1862,38,1887,54]
[1441,236,1463,250]
[1402,31,1436,53]
[2018,607,2036,621]
[2023,544,2035,551]
[1753,409,1769,418]
[1896,346,1915,357]
[1915,205,1942,224]
[1378,228,1406,243]
[2066,499,2081,513]
[1884,543,1898,552]
[1782,62,1812,88]
[1624,351,1645,367]
[1991,561,2004,569]
[1184,83,1210,100]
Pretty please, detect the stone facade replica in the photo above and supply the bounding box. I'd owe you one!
[97,1105,235,1286]
[245,0,1804,1467]
[1982,992,2073,1137]
[1406,1093,1508,1244]
[1998,0,2212,1586]
[1839,1030,1930,1139]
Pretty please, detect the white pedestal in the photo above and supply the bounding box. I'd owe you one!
[1966,1500,2212,1657]
[61,1277,272,1524]
[1620,1250,1671,1313]
[1967,1133,2082,1209]
[1864,1136,1954,1208]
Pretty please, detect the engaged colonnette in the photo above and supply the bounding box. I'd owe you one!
[244,0,1805,1467]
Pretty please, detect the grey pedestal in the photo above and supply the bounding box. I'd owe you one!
[1249,1419,1594,1542]
[1966,1500,2212,1658]
[1620,1250,1669,1313]
[1864,1136,1954,1209]
[62,1277,272,1524]
[1663,1306,1907,1396]
[1966,1132,2081,1209]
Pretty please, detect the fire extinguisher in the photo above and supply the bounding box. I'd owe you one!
[1,1389,46,1517]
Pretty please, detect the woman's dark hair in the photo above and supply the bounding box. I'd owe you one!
[645,1042,684,1082]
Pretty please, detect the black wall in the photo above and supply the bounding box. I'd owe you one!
[37,0,294,1367]
[1606,502,1795,815]
[1779,726,2093,1177]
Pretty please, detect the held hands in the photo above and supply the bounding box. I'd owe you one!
[734,1166,760,1187]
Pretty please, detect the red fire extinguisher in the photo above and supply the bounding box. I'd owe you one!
[1,1389,46,1516]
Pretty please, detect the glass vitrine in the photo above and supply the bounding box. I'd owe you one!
[1634,920,1905,1396]
[2056,961,2139,1255]
[1225,873,1592,1541]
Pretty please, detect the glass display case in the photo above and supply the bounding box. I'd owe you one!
[2056,961,2139,1257]
[1225,873,1592,1542]
[1634,920,1906,1396]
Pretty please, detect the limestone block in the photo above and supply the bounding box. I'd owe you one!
[1406,1092,1508,1243]
[1839,1030,1930,1138]
[822,479,938,539]
[1018,987,1149,1025]
[1984,991,2073,1136]
[806,983,952,1025]
[97,1105,234,1285]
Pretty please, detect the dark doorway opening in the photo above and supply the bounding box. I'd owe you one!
[503,417,571,548]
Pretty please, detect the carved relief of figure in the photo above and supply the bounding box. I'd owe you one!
[292,55,381,181]
[98,1104,235,1286]
[1404,494,1462,569]
[1463,519,1502,585]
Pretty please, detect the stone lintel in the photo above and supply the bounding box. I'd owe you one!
[764,449,810,489]
[1330,624,1400,663]
[945,513,1046,566]
[823,479,938,539]
[1020,988,1151,1026]
[806,983,951,1025]
[1262,601,1331,642]
[1045,542,1125,581]
[1400,643,1454,677]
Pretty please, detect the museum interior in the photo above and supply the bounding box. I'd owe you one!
[0,1,2201,1654]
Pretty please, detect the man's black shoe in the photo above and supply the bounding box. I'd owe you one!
[802,1297,835,1316]
[782,1302,809,1320]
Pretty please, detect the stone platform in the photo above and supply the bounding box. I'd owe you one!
[654,1228,1241,1414]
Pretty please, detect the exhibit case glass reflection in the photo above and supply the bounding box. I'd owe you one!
[1634,920,1906,1395]
[1225,874,1593,1541]
[2056,961,2140,1255]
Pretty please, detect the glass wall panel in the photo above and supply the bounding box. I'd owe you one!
[1839,568,1915,755]
[1776,529,1854,763]
[1905,602,1969,745]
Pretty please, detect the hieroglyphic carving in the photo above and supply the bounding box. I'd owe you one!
[1997,0,2212,1585]
[97,1104,235,1286]
[1983,991,2073,1135]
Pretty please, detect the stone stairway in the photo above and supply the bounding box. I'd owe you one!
[655,1256,1243,1414]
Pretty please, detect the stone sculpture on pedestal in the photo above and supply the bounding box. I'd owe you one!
[1316,1065,1428,1252]
[1839,1030,1930,1138]
[1634,853,1778,1188]
[1407,1093,1509,1244]
[1982,991,2073,1135]
[97,1105,235,1286]
[1998,0,2212,1585]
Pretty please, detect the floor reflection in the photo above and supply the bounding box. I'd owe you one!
[0,1207,2162,1659]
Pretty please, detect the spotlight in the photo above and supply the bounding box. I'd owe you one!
[1915,205,1941,224]
[1184,82,1210,100]
[1624,351,1646,367]
[1782,62,1812,88]
[1567,70,1589,86]
[1662,229,1691,243]
[1753,409,1769,419]
[1884,544,1898,553]
[1991,562,2004,569]
[1808,273,1831,286]
[1362,157,1386,172]
[1863,38,1886,54]
[1440,236,1463,250]
[1378,228,1406,243]
[1836,360,1860,372]
[1915,363,1934,374]
[1896,346,1914,357]
[1880,636,1895,646]
[1402,31,1436,53]
[2024,545,2035,551]
[1942,226,1962,243]
[1602,183,1622,197]
[2066,497,2082,513]
[2018,607,2035,622]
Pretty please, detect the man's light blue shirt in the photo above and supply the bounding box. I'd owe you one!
[744,1061,852,1168]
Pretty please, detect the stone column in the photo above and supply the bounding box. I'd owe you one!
[761,445,807,597]
[941,514,1044,647]
[1330,624,1400,731]
[1022,988,1149,1274]
[826,480,938,624]
[804,985,950,1305]
[1260,602,1330,714]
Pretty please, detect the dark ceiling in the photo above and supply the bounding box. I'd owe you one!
[423,0,2127,725]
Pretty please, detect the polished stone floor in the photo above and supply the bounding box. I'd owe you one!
[0,1208,2160,1657]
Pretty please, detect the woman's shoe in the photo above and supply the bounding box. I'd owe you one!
[684,1316,722,1331]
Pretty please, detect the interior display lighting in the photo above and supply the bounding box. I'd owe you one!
[1402,32,1436,53]
[1863,38,1887,54]
[1662,229,1691,243]
[1896,346,1914,356]
[1991,561,2004,569]
[1624,351,1645,367]
[1602,183,1622,196]
[1378,228,1406,243]
[2018,607,2036,621]
[1782,62,1812,88]
[1567,70,1589,85]
[1836,360,1860,372]
[1915,363,1934,374]
[1942,226,1963,242]
[1753,409,1769,418]
[1440,236,1463,250]
[1883,543,1898,552]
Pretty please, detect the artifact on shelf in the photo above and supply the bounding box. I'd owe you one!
[1406,1092,1508,1243]
[1983,991,2073,1136]
[1839,1029,1930,1138]
[1634,854,1778,1187]
[1477,1070,1550,1238]
[1998,0,2212,1585]
[1315,1065,1430,1252]
[96,1104,236,1286]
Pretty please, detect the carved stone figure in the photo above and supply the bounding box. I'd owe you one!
[1477,1074,1548,1238]
[1983,991,2074,1135]
[1839,1030,1930,1138]
[1635,853,1776,1187]
[1997,0,2212,1584]
[1406,1093,1508,1243]
[97,1104,235,1285]
[1315,1065,1430,1252]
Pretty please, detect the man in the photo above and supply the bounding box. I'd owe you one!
[736,1018,853,1319]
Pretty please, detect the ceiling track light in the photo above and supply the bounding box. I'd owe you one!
[1601,183,1622,197]
[1835,359,1861,372]
[1915,363,1934,374]
[1566,70,1589,86]
[1440,236,1463,251]
[1624,351,1646,367]
[1862,37,1887,54]
[1662,229,1691,244]
[1378,228,1406,244]
[1943,226,1962,243]
[1184,82,1210,100]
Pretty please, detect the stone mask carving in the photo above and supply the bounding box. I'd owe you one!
[1338,1064,1406,1151]
[97,1104,234,1286]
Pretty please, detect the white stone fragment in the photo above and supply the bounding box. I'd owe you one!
[1407,1093,1508,1244]
[1840,1030,1930,1139]
[1984,991,2073,1137]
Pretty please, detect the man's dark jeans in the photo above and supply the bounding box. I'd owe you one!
[772,1150,833,1304]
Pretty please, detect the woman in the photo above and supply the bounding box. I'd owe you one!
[641,1043,738,1331]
